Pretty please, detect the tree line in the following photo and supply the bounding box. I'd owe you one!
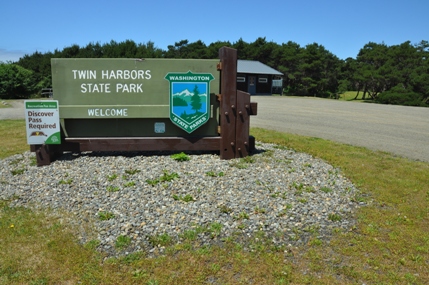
[1,37,428,107]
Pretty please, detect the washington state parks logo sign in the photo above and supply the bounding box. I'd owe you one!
[165,71,214,133]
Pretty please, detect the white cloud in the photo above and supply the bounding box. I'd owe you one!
[0,49,27,63]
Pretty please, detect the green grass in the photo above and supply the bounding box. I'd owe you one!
[1,122,429,284]
[0,120,28,159]
[339,91,373,101]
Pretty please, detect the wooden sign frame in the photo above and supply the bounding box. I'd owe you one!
[31,47,257,166]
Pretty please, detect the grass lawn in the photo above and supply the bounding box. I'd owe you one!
[339,91,371,101]
[1,120,428,284]
[0,120,28,158]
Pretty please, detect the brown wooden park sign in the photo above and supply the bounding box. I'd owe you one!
[29,47,257,166]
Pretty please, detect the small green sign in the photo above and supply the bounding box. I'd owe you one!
[165,71,215,133]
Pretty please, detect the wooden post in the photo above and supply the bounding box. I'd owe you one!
[236,90,251,157]
[32,144,59,166]
[218,47,257,159]
[219,47,238,159]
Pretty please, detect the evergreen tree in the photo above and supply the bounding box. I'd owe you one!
[190,85,202,113]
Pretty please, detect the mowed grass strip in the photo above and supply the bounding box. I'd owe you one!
[0,122,428,284]
[337,91,363,101]
[0,120,28,159]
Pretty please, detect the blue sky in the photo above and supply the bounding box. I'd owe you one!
[1,0,428,62]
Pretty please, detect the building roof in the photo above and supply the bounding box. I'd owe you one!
[237,60,283,75]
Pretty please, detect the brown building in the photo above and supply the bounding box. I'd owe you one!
[237,60,283,95]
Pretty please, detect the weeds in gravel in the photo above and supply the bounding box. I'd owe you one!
[205,171,224,177]
[107,174,118,181]
[149,233,173,247]
[98,211,115,221]
[10,168,25,175]
[115,235,131,249]
[145,178,158,186]
[219,205,232,214]
[170,152,190,162]
[235,211,249,220]
[29,156,37,166]
[159,170,179,182]
[9,157,23,165]
[123,181,136,187]
[146,170,179,186]
[172,194,195,202]
[125,169,140,175]
[230,155,256,169]
[254,206,266,214]
[321,186,333,193]
[106,185,120,192]
[59,178,73,185]
[328,213,342,222]
[278,204,293,217]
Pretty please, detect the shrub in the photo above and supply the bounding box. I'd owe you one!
[376,91,427,107]
[0,63,37,99]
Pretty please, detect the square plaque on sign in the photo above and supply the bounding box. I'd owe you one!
[154,122,165,133]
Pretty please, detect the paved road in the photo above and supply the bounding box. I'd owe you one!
[250,96,429,163]
[0,100,25,120]
[2,98,428,162]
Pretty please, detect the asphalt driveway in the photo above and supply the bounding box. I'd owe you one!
[250,96,429,163]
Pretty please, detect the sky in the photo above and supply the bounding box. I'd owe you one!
[1,0,428,62]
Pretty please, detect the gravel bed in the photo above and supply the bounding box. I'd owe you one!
[0,142,362,257]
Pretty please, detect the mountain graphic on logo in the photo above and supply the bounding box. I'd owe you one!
[173,88,193,97]
[173,88,207,103]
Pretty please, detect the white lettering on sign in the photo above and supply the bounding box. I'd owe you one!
[168,75,210,81]
[101,69,151,80]
[72,69,151,94]
[81,83,111,93]
[116,83,143,93]
[72,70,97,79]
[189,116,207,130]
[87,108,128,117]
[173,116,189,130]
